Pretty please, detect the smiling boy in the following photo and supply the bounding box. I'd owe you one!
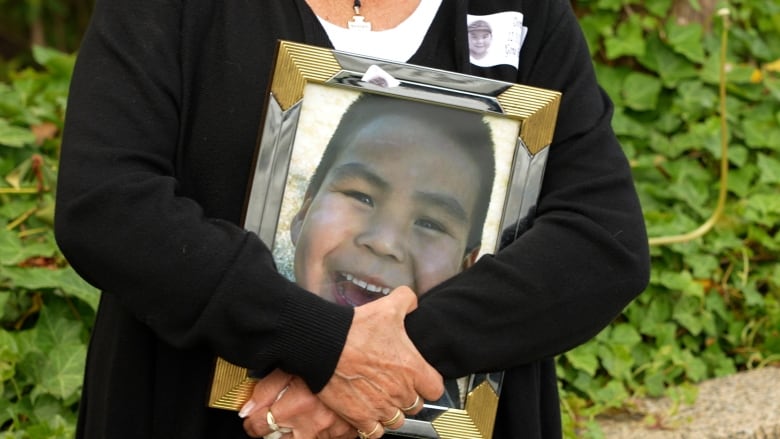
[468,20,493,61]
[289,92,496,308]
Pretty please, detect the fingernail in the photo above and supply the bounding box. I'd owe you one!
[238,400,256,418]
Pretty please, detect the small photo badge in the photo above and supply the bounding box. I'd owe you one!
[467,12,527,69]
[361,65,401,88]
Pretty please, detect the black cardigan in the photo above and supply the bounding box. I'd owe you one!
[55,0,650,437]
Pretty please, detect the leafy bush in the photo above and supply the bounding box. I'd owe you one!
[559,0,780,435]
[0,46,98,438]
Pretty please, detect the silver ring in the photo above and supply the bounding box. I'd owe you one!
[266,409,292,434]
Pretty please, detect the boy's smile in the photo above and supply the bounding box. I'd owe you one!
[291,115,484,305]
[332,272,392,307]
[469,31,492,59]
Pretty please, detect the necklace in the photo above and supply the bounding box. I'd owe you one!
[347,0,371,31]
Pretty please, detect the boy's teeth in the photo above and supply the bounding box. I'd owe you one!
[343,273,391,295]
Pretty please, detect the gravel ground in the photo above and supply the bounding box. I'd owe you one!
[597,366,780,439]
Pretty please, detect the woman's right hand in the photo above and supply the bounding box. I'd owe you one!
[316,286,444,437]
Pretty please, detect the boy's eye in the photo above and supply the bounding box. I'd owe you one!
[415,218,447,234]
[343,190,373,207]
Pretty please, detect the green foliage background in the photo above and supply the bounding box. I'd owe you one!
[0,0,779,437]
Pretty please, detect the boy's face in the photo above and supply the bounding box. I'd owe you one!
[291,115,484,307]
[468,30,492,59]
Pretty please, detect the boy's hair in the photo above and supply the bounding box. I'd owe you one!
[468,20,492,34]
[305,92,496,252]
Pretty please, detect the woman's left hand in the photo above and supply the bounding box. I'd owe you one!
[241,369,357,439]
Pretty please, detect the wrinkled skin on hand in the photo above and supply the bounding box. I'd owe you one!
[316,287,444,436]
[241,369,356,439]
[242,287,443,439]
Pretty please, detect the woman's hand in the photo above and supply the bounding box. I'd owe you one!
[316,286,444,438]
[241,369,356,439]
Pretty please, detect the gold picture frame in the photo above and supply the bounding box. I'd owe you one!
[208,40,561,439]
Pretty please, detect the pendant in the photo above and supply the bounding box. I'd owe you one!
[348,14,371,31]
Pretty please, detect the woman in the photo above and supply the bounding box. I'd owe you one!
[54,0,650,438]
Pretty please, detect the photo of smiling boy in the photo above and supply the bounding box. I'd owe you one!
[288,92,496,310]
[468,20,493,62]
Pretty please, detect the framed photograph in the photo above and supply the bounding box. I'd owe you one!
[208,41,561,439]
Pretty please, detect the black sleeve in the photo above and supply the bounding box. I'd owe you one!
[54,0,352,392]
[405,0,650,377]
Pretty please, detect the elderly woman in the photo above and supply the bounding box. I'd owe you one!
[55,0,650,438]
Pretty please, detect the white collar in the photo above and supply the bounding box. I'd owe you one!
[317,0,442,62]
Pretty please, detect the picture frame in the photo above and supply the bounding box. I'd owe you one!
[208,40,561,439]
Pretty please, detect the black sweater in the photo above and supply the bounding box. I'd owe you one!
[55,0,650,437]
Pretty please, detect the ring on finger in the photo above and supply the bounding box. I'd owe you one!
[380,409,403,427]
[357,422,382,439]
[266,409,293,434]
[401,395,421,412]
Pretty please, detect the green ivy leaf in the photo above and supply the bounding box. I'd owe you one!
[31,46,76,80]
[674,310,704,336]
[610,323,642,347]
[56,268,100,311]
[594,64,631,106]
[727,144,748,167]
[595,0,625,12]
[731,27,775,61]
[644,0,673,17]
[672,80,718,120]
[742,117,780,151]
[0,119,35,148]
[638,34,699,86]
[654,111,683,134]
[741,283,766,308]
[666,21,705,63]
[704,291,730,321]
[598,343,635,381]
[31,344,86,402]
[637,295,673,336]
[683,252,719,279]
[1,266,100,311]
[757,153,780,184]
[622,72,662,111]
[0,229,57,266]
[0,330,20,382]
[564,343,600,377]
[680,351,708,382]
[20,413,75,439]
[591,380,629,407]
[605,15,646,59]
[746,225,780,251]
[643,371,667,397]
[658,270,705,298]
[579,13,617,56]
[0,83,25,120]
[25,303,86,402]
[612,108,649,138]
[727,164,758,198]
[744,192,780,227]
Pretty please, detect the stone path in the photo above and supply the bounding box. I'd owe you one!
[597,366,780,439]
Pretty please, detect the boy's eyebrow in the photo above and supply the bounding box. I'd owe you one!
[330,162,470,224]
[414,191,470,225]
[329,163,388,191]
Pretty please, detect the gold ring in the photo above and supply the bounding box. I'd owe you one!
[357,422,382,439]
[380,409,403,427]
[401,395,421,412]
